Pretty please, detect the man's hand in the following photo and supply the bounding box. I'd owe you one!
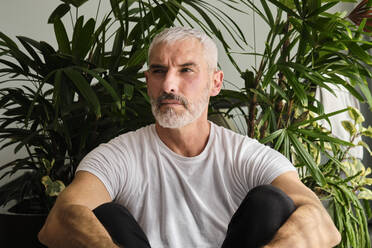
[38,171,119,248]
[266,171,341,248]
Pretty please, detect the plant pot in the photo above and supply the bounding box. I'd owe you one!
[0,208,47,248]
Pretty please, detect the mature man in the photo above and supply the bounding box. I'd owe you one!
[38,27,341,248]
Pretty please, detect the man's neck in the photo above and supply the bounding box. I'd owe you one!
[155,117,211,157]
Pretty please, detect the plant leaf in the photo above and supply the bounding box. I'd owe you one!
[61,0,88,8]
[348,106,364,124]
[358,188,372,200]
[48,3,71,23]
[287,130,326,186]
[361,126,372,138]
[41,176,66,197]
[77,67,121,109]
[341,120,357,137]
[358,140,372,156]
[54,19,71,55]
[63,68,101,118]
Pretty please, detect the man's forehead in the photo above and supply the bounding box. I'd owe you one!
[148,39,205,66]
[153,37,201,49]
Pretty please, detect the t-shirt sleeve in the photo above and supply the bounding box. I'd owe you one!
[76,138,130,200]
[236,138,296,191]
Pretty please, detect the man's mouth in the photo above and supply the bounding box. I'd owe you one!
[160,99,182,105]
[156,93,188,109]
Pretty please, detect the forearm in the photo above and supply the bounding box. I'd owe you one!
[38,204,119,248]
[263,203,340,248]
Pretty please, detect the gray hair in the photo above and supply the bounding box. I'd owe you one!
[147,27,218,71]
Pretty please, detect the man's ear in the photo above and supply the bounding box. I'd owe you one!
[210,70,224,97]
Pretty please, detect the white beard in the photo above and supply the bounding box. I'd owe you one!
[150,85,210,129]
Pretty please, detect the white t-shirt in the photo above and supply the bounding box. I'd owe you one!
[77,122,295,248]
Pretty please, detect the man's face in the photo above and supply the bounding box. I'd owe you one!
[145,38,219,128]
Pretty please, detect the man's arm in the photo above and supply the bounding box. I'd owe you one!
[38,171,120,248]
[265,171,341,248]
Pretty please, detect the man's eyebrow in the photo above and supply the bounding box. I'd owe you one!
[149,62,197,69]
[179,62,197,67]
[149,64,167,69]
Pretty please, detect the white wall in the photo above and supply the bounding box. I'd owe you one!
[0,1,59,45]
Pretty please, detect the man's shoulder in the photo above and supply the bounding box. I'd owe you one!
[113,124,155,143]
[92,124,156,156]
[210,122,268,158]
[211,122,255,143]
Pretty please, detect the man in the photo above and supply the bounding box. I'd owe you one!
[38,27,341,248]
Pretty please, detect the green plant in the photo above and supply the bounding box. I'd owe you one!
[0,0,248,214]
[301,107,372,248]
[210,0,372,247]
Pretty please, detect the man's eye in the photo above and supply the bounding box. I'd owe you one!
[181,68,192,73]
[152,69,166,74]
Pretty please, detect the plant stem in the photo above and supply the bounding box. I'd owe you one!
[69,10,74,30]
[248,59,265,138]
[341,132,358,161]
[276,18,291,129]
[248,93,257,138]
[95,0,102,22]
[285,99,294,127]
[252,0,257,68]
[260,119,269,139]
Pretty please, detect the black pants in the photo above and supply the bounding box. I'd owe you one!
[93,185,295,248]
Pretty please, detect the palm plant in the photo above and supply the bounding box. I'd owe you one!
[0,0,247,214]
[210,0,372,247]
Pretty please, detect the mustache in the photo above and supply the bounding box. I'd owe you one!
[156,93,188,108]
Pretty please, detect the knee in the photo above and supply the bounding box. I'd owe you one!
[93,202,131,218]
[93,202,149,247]
[247,184,295,213]
[241,185,296,227]
[223,185,297,247]
[240,185,296,238]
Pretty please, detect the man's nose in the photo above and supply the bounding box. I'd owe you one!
[162,70,179,94]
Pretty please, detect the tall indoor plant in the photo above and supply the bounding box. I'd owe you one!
[210,0,372,247]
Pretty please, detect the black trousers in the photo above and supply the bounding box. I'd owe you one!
[93,185,295,248]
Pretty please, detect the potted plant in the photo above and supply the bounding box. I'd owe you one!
[210,0,372,247]
[0,0,247,246]
[310,107,372,248]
